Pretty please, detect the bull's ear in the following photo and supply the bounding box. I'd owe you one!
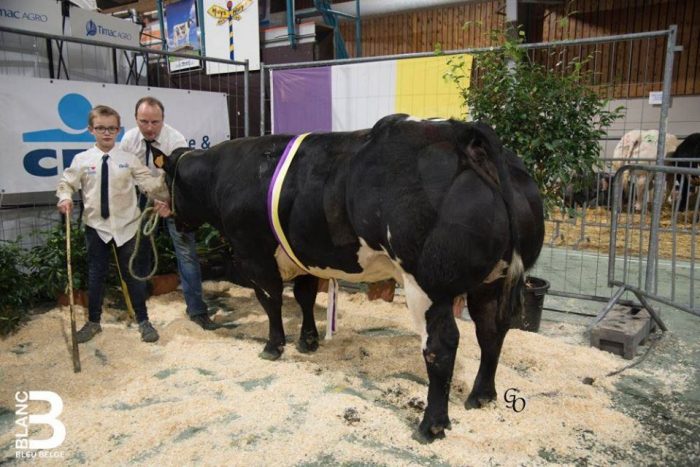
[152,146,167,169]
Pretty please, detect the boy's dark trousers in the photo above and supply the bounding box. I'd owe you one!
[85,226,149,323]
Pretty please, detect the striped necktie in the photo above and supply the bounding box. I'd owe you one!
[100,154,110,219]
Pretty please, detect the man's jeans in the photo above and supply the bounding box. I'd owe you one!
[86,227,149,323]
[166,218,207,317]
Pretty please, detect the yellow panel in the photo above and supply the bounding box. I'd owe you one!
[395,54,472,120]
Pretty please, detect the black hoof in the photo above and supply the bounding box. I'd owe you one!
[296,335,319,353]
[465,391,496,410]
[415,415,450,443]
[259,342,284,361]
[413,420,450,444]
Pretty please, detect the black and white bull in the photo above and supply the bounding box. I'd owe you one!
[666,133,700,211]
[154,114,544,441]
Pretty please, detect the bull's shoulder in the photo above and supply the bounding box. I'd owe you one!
[369,114,411,138]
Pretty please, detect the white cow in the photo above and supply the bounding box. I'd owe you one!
[612,129,679,211]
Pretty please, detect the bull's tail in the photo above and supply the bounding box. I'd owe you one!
[496,151,525,322]
[459,121,526,322]
[502,251,525,323]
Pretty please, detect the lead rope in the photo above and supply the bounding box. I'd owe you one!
[128,150,193,281]
[128,202,161,281]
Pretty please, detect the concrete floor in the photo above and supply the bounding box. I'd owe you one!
[526,244,700,466]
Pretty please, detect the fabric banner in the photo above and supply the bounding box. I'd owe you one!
[272,67,332,134]
[0,75,229,194]
[0,0,62,36]
[202,0,261,74]
[69,7,141,49]
[271,55,472,134]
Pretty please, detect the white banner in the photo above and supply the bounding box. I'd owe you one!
[0,76,230,194]
[69,7,141,49]
[202,0,260,74]
[0,0,63,35]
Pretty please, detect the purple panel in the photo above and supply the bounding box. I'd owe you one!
[272,67,332,134]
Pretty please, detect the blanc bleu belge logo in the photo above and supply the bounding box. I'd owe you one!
[15,391,66,459]
[85,19,97,36]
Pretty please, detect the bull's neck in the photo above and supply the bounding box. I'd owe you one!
[173,156,216,229]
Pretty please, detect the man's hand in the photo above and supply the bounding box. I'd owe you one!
[57,200,73,215]
[153,199,172,217]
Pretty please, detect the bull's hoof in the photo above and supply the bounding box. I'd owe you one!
[259,343,284,361]
[296,336,319,353]
[465,391,496,409]
[414,418,450,443]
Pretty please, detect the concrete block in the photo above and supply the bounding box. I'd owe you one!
[590,306,651,359]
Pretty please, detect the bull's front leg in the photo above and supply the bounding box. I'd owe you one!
[240,255,286,360]
[419,299,459,442]
[253,282,285,360]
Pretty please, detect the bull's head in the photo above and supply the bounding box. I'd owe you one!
[152,146,204,232]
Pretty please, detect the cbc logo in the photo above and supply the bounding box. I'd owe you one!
[15,391,66,450]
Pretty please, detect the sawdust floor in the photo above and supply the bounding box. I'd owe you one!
[545,206,698,260]
[1,282,698,466]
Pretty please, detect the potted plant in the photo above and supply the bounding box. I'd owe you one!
[196,223,232,281]
[0,240,32,336]
[445,27,623,213]
[26,222,89,307]
[444,25,623,331]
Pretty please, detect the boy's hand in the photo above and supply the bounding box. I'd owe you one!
[153,199,172,217]
[57,200,72,215]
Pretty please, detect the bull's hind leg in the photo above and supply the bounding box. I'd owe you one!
[465,283,509,409]
[419,299,459,441]
[293,275,320,353]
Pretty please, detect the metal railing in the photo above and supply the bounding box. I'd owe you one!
[596,164,700,325]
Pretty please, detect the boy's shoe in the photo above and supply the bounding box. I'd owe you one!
[76,321,102,343]
[138,320,159,343]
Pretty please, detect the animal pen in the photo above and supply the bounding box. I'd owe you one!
[260,25,699,326]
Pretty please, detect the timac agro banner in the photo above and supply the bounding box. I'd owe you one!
[0,76,230,194]
[271,55,472,134]
[69,7,141,49]
[0,0,62,36]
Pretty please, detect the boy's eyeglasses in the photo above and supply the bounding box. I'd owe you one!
[92,126,120,134]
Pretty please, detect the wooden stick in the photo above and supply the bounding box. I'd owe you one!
[65,214,81,373]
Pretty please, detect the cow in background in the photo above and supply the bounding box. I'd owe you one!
[666,133,700,212]
[611,129,679,211]
[154,114,545,441]
[564,172,612,209]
